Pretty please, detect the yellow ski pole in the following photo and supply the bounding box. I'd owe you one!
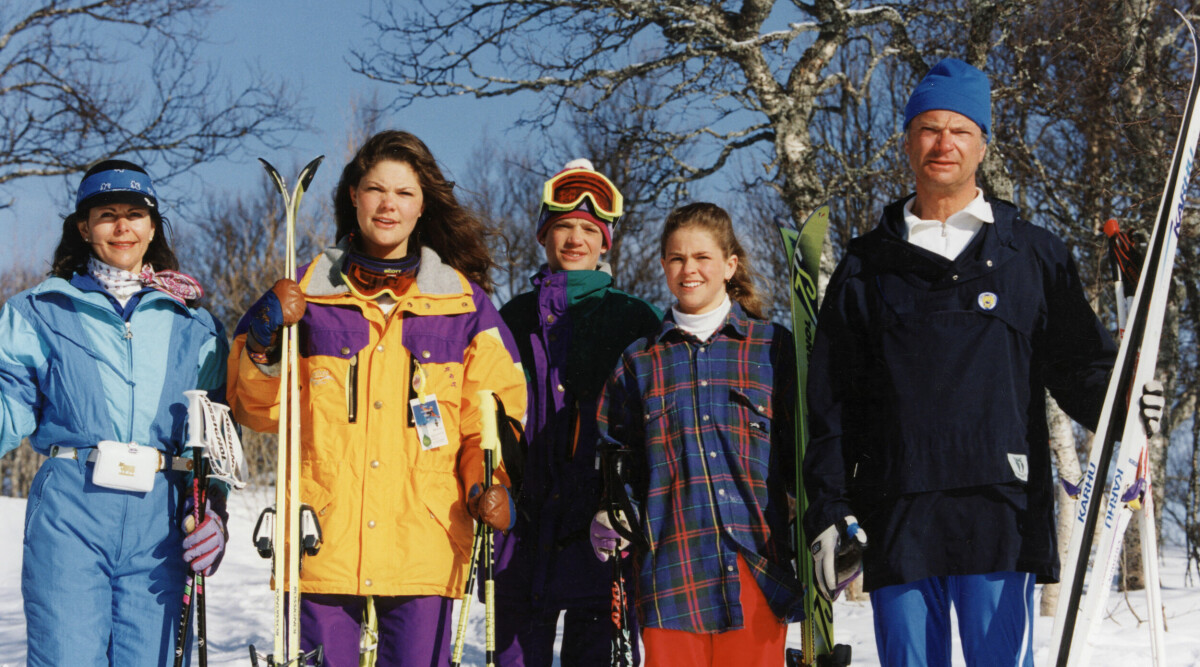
[449,524,484,666]
[477,390,501,667]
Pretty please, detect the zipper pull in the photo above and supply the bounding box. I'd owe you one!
[941,222,948,238]
[124,322,133,340]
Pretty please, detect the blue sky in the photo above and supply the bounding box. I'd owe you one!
[2,1,529,271]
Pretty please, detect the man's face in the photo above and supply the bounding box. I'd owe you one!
[904,109,987,199]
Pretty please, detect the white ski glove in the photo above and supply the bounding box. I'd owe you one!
[811,515,868,602]
[1140,380,1165,436]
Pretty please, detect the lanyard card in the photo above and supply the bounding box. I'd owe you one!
[411,393,450,450]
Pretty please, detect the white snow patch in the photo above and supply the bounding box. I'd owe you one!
[2,492,1199,665]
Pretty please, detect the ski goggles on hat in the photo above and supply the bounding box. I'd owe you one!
[541,168,623,222]
[342,249,421,300]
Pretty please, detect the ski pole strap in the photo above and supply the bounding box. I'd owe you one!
[598,440,648,552]
[493,394,526,498]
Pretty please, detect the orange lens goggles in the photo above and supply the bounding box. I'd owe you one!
[541,168,623,221]
[342,259,416,300]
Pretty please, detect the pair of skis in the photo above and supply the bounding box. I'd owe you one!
[1049,11,1200,667]
[776,206,851,667]
[249,156,326,667]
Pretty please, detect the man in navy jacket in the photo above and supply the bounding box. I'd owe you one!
[804,59,1117,666]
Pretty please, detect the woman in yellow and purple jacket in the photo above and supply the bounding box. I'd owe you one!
[227,130,526,667]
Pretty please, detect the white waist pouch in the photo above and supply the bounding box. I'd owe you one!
[92,440,160,492]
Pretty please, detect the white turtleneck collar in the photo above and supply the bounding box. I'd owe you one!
[671,294,731,342]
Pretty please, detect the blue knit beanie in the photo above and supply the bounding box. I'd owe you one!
[904,58,991,137]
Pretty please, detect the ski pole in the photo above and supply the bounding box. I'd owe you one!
[609,544,632,667]
[1104,218,1168,666]
[598,442,642,667]
[450,523,484,667]
[477,390,501,667]
[172,461,200,667]
[173,390,209,666]
[195,446,209,667]
[1103,218,1141,335]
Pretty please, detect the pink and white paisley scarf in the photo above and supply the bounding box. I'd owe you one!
[87,257,204,305]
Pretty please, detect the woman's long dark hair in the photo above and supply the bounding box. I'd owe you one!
[333,130,495,293]
[659,202,765,319]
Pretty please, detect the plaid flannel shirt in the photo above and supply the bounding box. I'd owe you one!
[597,302,804,633]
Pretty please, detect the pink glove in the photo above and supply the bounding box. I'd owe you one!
[183,499,228,576]
[590,510,631,562]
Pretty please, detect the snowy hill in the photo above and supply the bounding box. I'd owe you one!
[1,492,1198,665]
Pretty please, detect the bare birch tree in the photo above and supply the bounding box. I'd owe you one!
[0,0,304,199]
[352,0,939,231]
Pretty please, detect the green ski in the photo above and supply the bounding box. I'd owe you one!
[777,205,850,667]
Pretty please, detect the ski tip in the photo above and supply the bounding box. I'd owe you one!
[298,155,325,190]
[257,157,279,174]
[1175,8,1199,57]
[257,158,287,194]
[800,204,832,234]
[1176,8,1196,35]
[1103,218,1120,238]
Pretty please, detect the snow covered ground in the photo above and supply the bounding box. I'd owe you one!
[2,491,1199,666]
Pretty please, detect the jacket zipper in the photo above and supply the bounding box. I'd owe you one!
[347,353,359,424]
[125,320,135,441]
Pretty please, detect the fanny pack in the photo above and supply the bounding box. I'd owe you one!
[50,442,194,493]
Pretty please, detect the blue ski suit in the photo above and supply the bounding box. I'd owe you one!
[804,196,1117,591]
[0,273,227,666]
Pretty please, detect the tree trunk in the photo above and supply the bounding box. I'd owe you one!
[1,440,44,498]
[845,575,867,602]
[1044,394,1082,616]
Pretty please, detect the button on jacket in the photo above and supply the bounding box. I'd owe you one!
[597,302,803,633]
[228,242,526,598]
[804,195,1117,590]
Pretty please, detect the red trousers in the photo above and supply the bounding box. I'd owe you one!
[642,555,788,666]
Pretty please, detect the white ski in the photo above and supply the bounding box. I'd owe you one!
[1049,12,1199,667]
[250,155,324,667]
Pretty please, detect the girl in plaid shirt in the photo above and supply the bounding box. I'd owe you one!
[594,203,804,666]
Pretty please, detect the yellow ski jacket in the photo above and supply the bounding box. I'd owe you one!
[228,243,526,597]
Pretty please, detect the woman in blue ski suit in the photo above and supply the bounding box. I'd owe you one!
[0,160,228,666]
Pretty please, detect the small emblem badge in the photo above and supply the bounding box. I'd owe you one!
[310,368,332,386]
[978,292,998,310]
[1008,453,1029,482]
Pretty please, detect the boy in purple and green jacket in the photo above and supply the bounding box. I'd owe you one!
[492,159,662,667]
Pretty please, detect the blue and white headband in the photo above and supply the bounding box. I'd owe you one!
[75,168,159,213]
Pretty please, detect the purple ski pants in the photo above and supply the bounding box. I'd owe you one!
[300,593,454,667]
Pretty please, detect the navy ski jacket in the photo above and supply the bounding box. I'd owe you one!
[804,195,1117,590]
